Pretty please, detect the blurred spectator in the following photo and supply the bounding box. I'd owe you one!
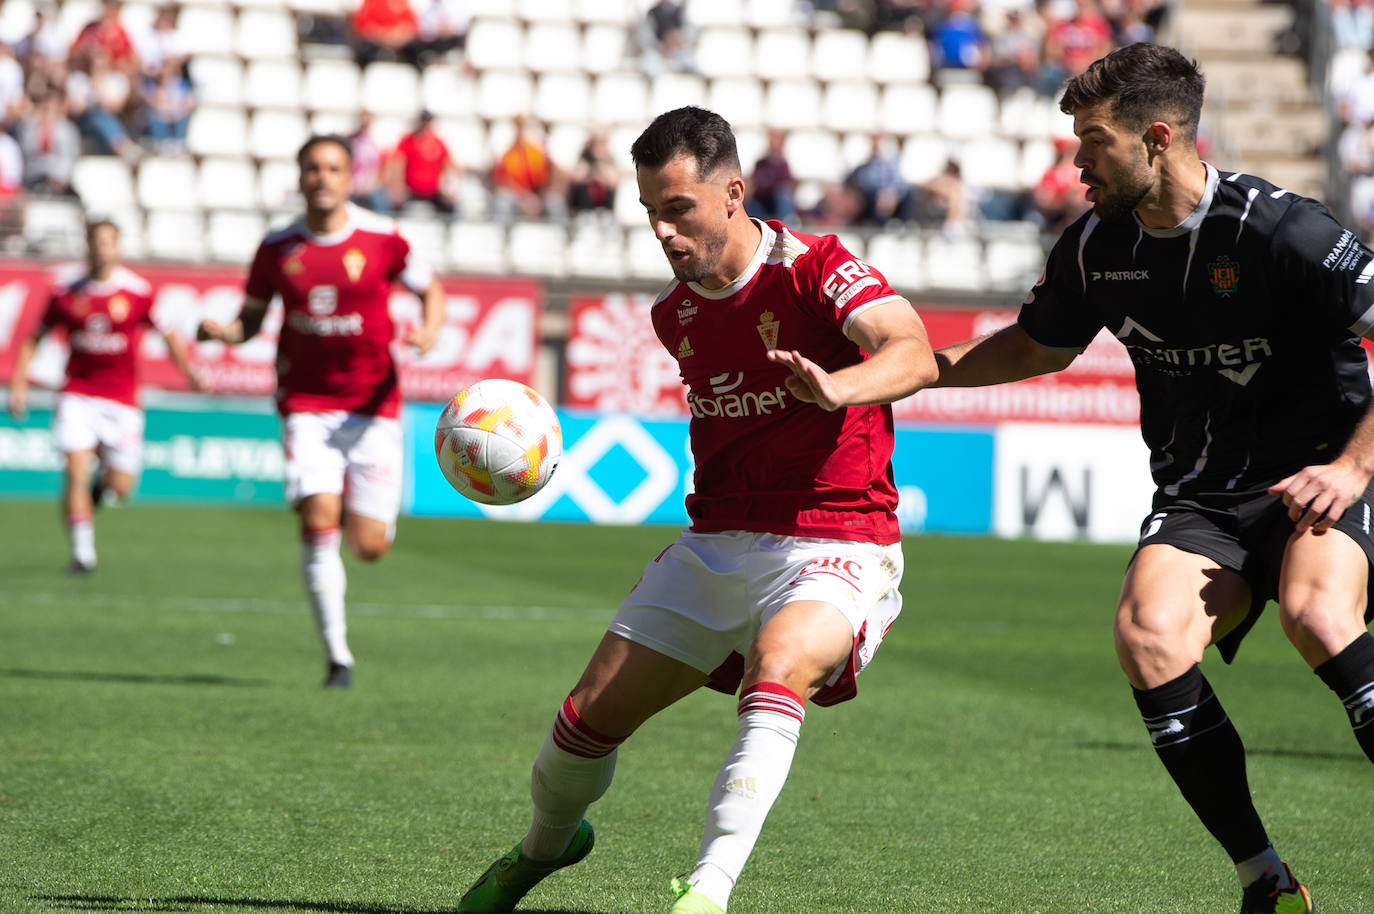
[567,131,622,217]
[70,0,140,77]
[492,114,565,221]
[15,89,80,196]
[141,58,194,153]
[929,0,989,73]
[67,49,141,162]
[1039,0,1114,94]
[873,0,926,33]
[638,0,698,77]
[0,128,23,196]
[1109,0,1156,44]
[388,109,461,215]
[844,134,914,225]
[917,158,975,235]
[133,6,185,80]
[349,111,393,213]
[747,129,798,223]
[985,8,1045,96]
[1032,136,1089,233]
[1339,47,1374,128]
[414,0,470,69]
[351,0,421,68]
[0,43,25,129]
[1331,0,1374,49]
[15,9,68,68]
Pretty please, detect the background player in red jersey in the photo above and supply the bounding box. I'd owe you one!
[457,106,938,914]
[8,219,202,574]
[197,135,444,689]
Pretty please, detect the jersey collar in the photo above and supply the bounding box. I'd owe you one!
[1134,163,1218,239]
[298,203,360,246]
[686,218,771,300]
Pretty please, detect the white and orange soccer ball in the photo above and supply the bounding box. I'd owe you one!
[434,378,563,506]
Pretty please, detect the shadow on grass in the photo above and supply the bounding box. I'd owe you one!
[0,668,271,688]
[1078,740,1366,763]
[36,897,612,914]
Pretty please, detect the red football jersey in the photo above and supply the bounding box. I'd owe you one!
[41,266,156,407]
[244,204,432,418]
[651,220,908,544]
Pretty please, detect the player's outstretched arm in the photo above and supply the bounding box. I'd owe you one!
[196,297,269,346]
[1269,399,1374,534]
[7,334,41,420]
[162,330,207,393]
[932,322,1075,388]
[405,279,445,355]
[768,299,937,411]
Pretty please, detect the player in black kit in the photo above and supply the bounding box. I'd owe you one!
[928,44,1374,913]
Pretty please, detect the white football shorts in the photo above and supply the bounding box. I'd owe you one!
[608,531,904,706]
[282,411,403,524]
[53,392,145,473]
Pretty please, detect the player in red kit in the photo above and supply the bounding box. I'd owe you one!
[198,135,445,689]
[8,219,202,573]
[457,107,938,914]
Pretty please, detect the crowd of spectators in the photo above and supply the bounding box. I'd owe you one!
[1336,1,1374,242]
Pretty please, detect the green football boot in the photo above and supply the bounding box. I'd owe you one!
[456,820,594,913]
[668,875,726,914]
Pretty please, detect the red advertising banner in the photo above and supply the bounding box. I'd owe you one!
[563,295,1145,424]
[0,260,541,402]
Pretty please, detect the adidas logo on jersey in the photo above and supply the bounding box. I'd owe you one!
[676,336,694,359]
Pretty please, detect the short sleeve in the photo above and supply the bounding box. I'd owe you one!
[1271,197,1374,337]
[243,240,277,302]
[802,234,906,334]
[1017,224,1104,352]
[391,229,433,294]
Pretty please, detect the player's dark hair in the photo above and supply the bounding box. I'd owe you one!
[85,218,118,240]
[1059,43,1205,142]
[297,133,353,166]
[630,106,740,179]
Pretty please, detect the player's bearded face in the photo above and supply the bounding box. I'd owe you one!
[1074,106,1155,223]
[1088,143,1153,223]
[299,142,352,215]
[639,157,732,284]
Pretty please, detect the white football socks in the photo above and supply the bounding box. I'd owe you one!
[67,513,95,567]
[691,682,806,911]
[301,527,352,667]
[524,696,621,861]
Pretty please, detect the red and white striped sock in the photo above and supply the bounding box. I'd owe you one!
[691,682,806,910]
[523,695,624,861]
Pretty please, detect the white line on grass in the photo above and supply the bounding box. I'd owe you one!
[1,590,614,622]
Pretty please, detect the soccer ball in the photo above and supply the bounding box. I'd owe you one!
[434,378,563,505]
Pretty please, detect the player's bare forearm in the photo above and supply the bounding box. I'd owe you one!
[407,280,445,354]
[932,323,1074,388]
[7,337,38,418]
[163,331,206,392]
[834,333,937,405]
[198,298,267,346]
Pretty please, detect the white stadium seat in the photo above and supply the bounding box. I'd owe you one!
[745,0,799,29]
[783,129,842,182]
[507,221,568,277]
[187,56,244,109]
[449,220,509,274]
[879,83,938,136]
[592,72,649,125]
[923,235,986,292]
[984,235,1046,293]
[198,157,259,211]
[145,210,206,261]
[476,69,535,121]
[206,209,267,263]
[420,66,477,118]
[868,31,931,84]
[23,198,85,255]
[752,29,810,81]
[649,72,707,119]
[467,0,518,17]
[567,223,628,280]
[900,134,952,184]
[71,157,137,213]
[187,106,249,158]
[684,0,744,28]
[572,0,637,24]
[625,224,669,279]
[397,216,449,272]
[533,72,592,124]
[763,79,821,131]
[303,59,362,114]
[243,59,302,110]
[464,19,524,71]
[235,8,298,58]
[580,24,632,74]
[546,123,590,168]
[864,233,924,290]
[810,29,869,84]
[137,156,198,211]
[361,62,421,118]
[248,110,309,160]
[524,22,582,73]
[937,83,1000,140]
[1018,138,1057,189]
[176,7,235,58]
[821,80,879,134]
[257,159,302,210]
[517,0,576,21]
[959,136,1022,191]
[695,28,754,79]
[435,118,491,172]
[706,76,765,130]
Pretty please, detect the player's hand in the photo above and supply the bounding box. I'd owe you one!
[1269,458,1371,534]
[196,319,225,343]
[406,324,439,355]
[7,388,27,422]
[187,368,209,393]
[767,348,847,411]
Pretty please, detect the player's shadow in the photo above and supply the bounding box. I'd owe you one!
[1077,739,1366,763]
[0,668,270,688]
[36,895,621,914]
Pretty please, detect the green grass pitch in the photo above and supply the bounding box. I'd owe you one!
[0,501,1369,913]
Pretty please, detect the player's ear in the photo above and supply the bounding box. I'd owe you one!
[725,176,746,215]
[1145,121,1172,154]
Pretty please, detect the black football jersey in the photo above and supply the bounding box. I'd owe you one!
[1019,164,1374,495]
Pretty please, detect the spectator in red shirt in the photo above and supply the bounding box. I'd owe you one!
[387,109,461,215]
[70,0,140,77]
[1031,136,1090,233]
[350,0,421,68]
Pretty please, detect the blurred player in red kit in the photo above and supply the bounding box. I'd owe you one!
[456,106,938,914]
[198,135,445,689]
[8,219,203,573]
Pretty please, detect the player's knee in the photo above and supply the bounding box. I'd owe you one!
[347,534,389,562]
[1113,601,1192,681]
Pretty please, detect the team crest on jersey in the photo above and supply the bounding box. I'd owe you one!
[283,257,305,276]
[756,310,779,350]
[676,335,694,359]
[107,294,129,322]
[71,294,89,316]
[1207,255,1240,297]
[342,248,366,283]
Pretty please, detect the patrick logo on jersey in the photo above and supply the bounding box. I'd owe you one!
[1115,316,1270,386]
